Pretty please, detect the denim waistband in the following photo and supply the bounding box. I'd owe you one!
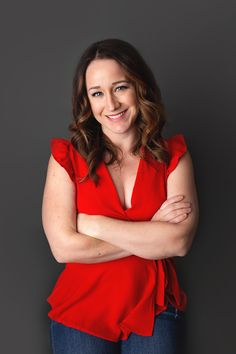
[166,303,184,315]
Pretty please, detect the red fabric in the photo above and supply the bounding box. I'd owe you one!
[47,133,188,342]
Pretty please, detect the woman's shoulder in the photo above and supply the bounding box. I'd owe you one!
[163,133,188,178]
[164,133,187,151]
[50,136,90,178]
[50,136,72,146]
[50,137,84,159]
[49,137,75,182]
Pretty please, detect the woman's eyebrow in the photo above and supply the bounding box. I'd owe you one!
[88,80,131,91]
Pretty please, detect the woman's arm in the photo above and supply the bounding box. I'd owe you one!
[77,150,199,260]
[42,154,133,263]
[42,150,198,263]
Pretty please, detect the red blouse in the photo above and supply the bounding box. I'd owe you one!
[46,133,188,342]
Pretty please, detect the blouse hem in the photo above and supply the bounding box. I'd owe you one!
[49,314,120,343]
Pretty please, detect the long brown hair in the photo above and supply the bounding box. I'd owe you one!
[68,38,170,185]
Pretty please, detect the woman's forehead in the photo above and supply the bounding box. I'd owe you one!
[85,59,127,87]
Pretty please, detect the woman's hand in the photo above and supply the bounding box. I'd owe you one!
[151,195,192,223]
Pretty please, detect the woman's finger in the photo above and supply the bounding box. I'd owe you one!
[160,201,191,216]
[160,195,184,210]
[152,206,191,222]
[167,208,191,221]
[166,203,191,216]
[168,213,188,223]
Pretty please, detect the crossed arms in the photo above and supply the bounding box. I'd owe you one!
[42,150,199,263]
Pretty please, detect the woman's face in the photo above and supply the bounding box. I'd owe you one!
[85,58,139,141]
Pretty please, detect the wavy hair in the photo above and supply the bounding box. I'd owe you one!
[68,38,170,185]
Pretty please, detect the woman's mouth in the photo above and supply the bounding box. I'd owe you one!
[106,109,128,121]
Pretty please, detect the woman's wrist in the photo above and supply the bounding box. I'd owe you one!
[77,213,99,238]
[92,215,103,238]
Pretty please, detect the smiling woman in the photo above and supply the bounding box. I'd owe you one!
[85,59,139,140]
[42,38,199,354]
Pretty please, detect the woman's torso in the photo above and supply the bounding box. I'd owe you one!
[47,134,188,341]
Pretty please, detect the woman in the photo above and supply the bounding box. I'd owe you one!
[42,38,199,354]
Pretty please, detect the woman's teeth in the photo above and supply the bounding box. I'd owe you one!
[107,110,127,120]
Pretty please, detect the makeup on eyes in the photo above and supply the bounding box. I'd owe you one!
[91,85,129,97]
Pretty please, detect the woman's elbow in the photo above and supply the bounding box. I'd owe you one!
[48,231,88,263]
[45,229,74,263]
[177,242,190,257]
[177,224,198,257]
[177,210,199,256]
[48,239,67,263]
[53,247,66,263]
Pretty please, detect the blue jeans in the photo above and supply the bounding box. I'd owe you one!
[50,304,185,354]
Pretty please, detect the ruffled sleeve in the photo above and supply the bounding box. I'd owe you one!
[50,138,75,182]
[165,134,188,178]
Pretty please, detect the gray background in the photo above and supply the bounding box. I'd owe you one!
[1,0,235,353]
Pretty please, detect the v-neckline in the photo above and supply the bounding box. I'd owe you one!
[102,153,143,213]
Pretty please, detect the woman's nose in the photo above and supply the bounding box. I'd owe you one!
[105,93,120,111]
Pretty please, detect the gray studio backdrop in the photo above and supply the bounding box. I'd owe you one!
[1,0,235,353]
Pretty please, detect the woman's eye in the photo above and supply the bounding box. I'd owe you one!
[116,85,128,91]
[91,85,128,97]
[92,91,102,97]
